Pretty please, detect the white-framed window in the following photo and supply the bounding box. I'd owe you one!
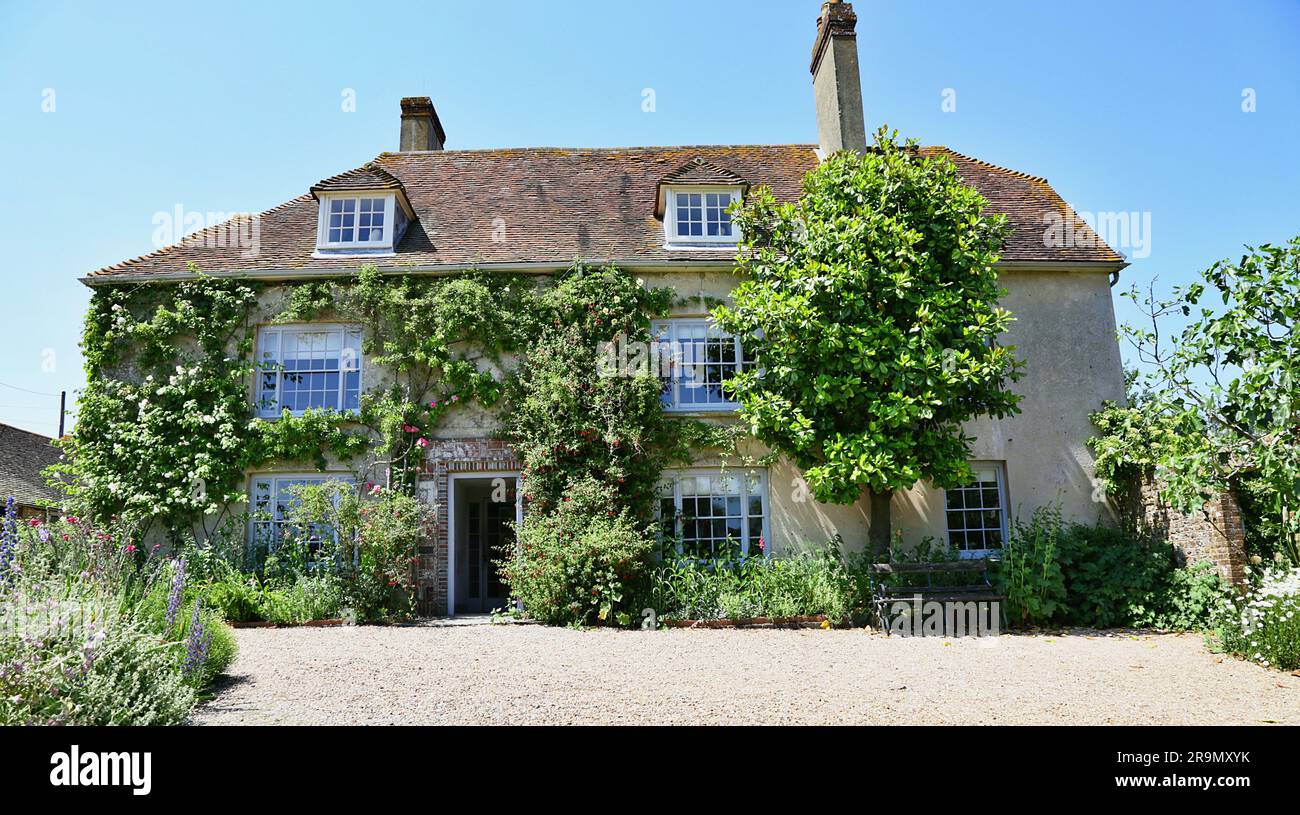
[656,470,769,560]
[256,324,362,417]
[249,473,354,555]
[663,186,742,247]
[316,194,395,249]
[944,463,1009,557]
[651,319,750,411]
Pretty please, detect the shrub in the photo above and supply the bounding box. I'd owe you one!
[1153,561,1225,631]
[207,577,264,622]
[1216,565,1300,670]
[993,508,1226,630]
[281,481,434,621]
[0,583,195,726]
[650,545,857,623]
[58,620,196,726]
[0,511,238,724]
[259,575,345,624]
[189,615,238,688]
[995,507,1067,627]
[1053,523,1171,628]
[501,478,655,627]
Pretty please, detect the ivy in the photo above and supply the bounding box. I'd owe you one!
[501,264,726,521]
[59,261,720,545]
[243,409,373,472]
[56,271,268,535]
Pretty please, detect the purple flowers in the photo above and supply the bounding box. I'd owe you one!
[1,497,16,587]
[165,558,187,636]
[182,598,210,679]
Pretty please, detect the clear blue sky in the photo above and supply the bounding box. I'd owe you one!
[1,0,1296,436]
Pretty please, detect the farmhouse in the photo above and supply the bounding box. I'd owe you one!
[81,1,1128,615]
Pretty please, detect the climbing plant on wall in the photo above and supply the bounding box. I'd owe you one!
[55,262,728,549]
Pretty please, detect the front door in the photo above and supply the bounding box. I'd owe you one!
[457,478,516,613]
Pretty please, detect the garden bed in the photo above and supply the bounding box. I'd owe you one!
[227,618,348,629]
[662,614,833,629]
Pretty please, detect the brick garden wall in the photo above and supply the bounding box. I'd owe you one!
[1129,472,1248,585]
[414,438,520,616]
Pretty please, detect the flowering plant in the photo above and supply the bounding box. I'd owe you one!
[1217,564,1300,670]
[281,481,434,621]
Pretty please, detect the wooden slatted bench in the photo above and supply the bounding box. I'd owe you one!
[868,561,1006,634]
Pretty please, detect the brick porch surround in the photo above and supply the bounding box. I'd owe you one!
[414,438,520,616]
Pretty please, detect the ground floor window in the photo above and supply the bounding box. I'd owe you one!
[944,463,1007,556]
[656,470,768,559]
[249,473,354,555]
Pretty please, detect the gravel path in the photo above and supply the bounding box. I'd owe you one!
[191,624,1300,725]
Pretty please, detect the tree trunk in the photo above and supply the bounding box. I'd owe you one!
[868,488,893,557]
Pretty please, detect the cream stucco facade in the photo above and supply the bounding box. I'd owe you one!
[639,263,1128,557]
[207,260,1124,566]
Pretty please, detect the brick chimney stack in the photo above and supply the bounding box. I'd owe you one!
[810,1,866,155]
[399,97,446,151]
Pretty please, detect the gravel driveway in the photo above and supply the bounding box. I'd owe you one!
[192,624,1300,725]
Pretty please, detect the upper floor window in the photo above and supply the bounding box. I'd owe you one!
[664,187,742,248]
[652,319,750,411]
[256,324,362,418]
[944,463,1008,558]
[315,194,403,252]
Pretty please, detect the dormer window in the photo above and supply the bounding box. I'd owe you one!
[316,193,410,254]
[322,195,390,247]
[669,189,739,243]
[310,163,414,256]
[655,157,748,250]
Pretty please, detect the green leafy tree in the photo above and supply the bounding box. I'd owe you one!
[1111,237,1300,563]
[714,129,1023,553]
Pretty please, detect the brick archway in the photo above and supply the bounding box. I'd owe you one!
[415,438,520,615]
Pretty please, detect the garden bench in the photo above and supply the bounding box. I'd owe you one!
[868,561,1005,634]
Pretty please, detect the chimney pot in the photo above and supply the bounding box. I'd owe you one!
[399,97,445,151]
[810,1,866,155]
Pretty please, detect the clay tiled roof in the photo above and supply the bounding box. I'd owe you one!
[0,423,61,510]
[924,147,1122,265]
[84,143,1121,282]
[654,156,750,217]
[310,164,406,196]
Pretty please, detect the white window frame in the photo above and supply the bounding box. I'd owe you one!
[656,469,770,561]
[315,193,396,250]
[651,318,749,412]
[663,185,743,249]
[248,473,355,556]
[943,462,1010,559]
[255,323,363,418]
